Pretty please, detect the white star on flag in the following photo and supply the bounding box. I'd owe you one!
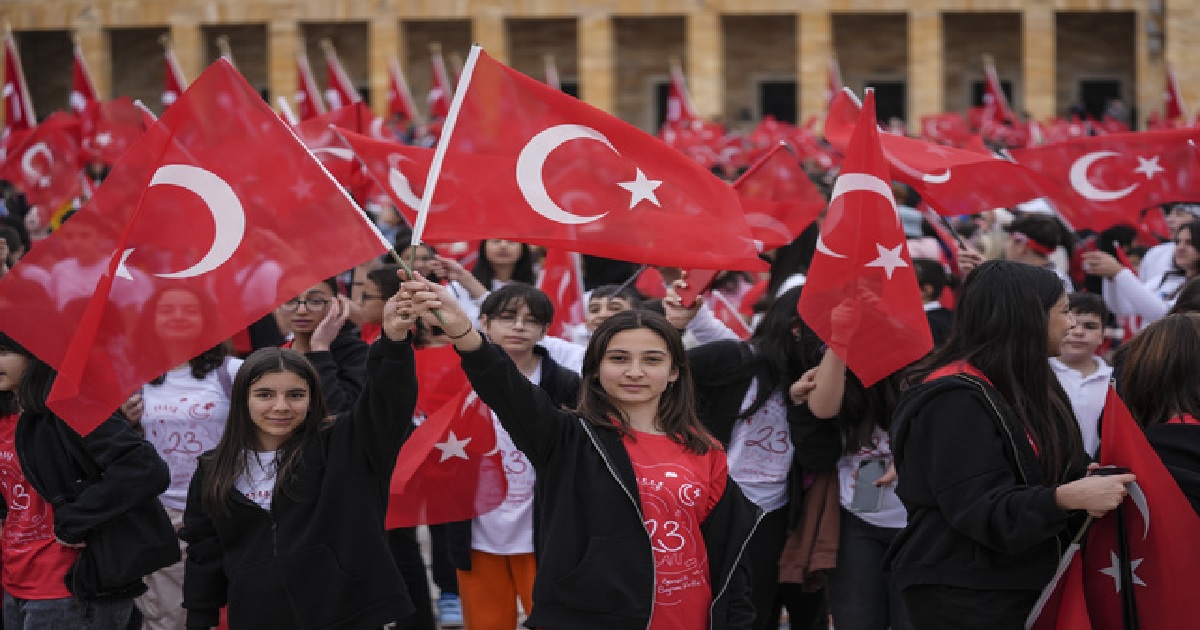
[617,168,663,209]
[1134,155,1165,179]
[864,242,908,279]
[1099,550,1146,592]
[433,431,472,462]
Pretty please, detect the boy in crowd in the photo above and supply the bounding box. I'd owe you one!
[1050,293,1112,458]
[912,258,953,347]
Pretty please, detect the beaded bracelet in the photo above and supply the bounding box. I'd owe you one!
[446,326,474,340]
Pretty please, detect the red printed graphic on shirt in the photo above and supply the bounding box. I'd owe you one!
[0,415,78,598]
[624,431,728,630]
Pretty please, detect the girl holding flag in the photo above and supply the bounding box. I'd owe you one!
[886,260,1135,627]
[180,275,420,629]
[402,272,760,630]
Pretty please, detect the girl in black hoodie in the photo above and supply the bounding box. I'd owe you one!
[887,260,1135,629]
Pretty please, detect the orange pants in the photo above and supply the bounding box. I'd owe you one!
[456,550,536,630]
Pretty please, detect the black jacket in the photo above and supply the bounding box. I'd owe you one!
[1145,423,1200,517]
[181,336,418,630]
[460,341,761,630]
[303,320,368,414]
[446,346,581,570]
[688,340,840,530]
[885,373,1081,592]
[13,411,171,596]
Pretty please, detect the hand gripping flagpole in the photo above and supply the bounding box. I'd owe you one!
[405,45,482,323]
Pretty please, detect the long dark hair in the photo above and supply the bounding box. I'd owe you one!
[1122,313,1200,427]
[0,331,45,416]
[135,286,229,383]
[472,239,535,288]
[200,348,330,517]
[908,260,1084,479]
[732,286,818,418]
[577,310,717,454]
[1161,221,1200,297]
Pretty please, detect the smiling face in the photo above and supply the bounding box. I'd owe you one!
[0,350,29,393]
[154,289,204,345]
[1046,293,1076,357]
[596,327,679,418]
[247,370,311,451]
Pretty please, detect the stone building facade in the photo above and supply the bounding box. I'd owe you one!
[3,0,1193,133]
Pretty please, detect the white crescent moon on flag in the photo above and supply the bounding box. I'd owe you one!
[1069,151,1138,201]
[817,172,899,259]
[149,165,247,279]
[21,142,51,184]
[923,170,951,184]
[387,154,422,211]
[745,213,792,245]
[311,147,356,161]
[1127,480,1150,540]
[516,124,616,225]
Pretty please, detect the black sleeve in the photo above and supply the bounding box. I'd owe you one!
[788,403,843,472]
[307,325,370,414]
[904,390,1072,554]
[459,341,575,469]
[181,462,226,630]
[52,415,170,544]
[347,335,419,496]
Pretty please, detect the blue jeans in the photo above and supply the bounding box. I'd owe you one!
[828,509,912,630]
[3,592,134,630]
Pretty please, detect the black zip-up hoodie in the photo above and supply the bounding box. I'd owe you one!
[181,336,418,630]
[885,373,1081,593]
[460,341,762,630]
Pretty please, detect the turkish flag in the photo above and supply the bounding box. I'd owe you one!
[323,46,361,111]
[1078,387,1200,630]
[293,103,383,198]
[295,52,327,121]
[387,57,419,123]
[536,248,586,339]
[415,46,765,271]
[1009,129,1200,231]
[797,90,931,387]
[826,89,1051,217]
[427,47,453,120]
[981,55,1016,126]
[734,143,826,251]
[0,58,389,435]
[335,127,433,223]
[826,58,843,105]
[3,32,35,134]
[705,291,751,340]
[665,63,699,125]
[71,41,100,116]
[0,112,83,213]
[162,45,188,109]
[919,112,971,148]
[1165,65,1185,121]
[387,385,507,528]
[80,97,151,166]
[1025,542,1094,630]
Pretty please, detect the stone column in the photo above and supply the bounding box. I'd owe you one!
[578,11,615,114]
[267,20,300,117]
[908,8,943,134]
[798,10,832,126]
[686,7,722,120]
[369,18,399,117]
[1164,0,1199,125]
[472,10,508,66]
[1022,4,1056,121]
[169,21,203,82]
[74,26,110,101]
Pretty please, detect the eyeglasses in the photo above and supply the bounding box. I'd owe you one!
[280,298,331,312]
[490,313,545,329]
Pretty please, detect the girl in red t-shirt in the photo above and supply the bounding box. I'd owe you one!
[403,272,760,630]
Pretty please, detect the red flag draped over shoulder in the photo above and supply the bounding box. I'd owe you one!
[1010,129,1200,232]
[1078,387,1200,630]
[798,90,931,387]
[0,59,390,435]
[412,46,765,272]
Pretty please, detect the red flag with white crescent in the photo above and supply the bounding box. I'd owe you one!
[0,59,389,435]
[535,247,585,339]
[3,31,36,133]
[162,43,188,109]
[387,56,420,124]
[0,112,82,214]
[323,44,362,111]
[295,52,327,121]
[1165,64,1186,121]
[71,41,100,115]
